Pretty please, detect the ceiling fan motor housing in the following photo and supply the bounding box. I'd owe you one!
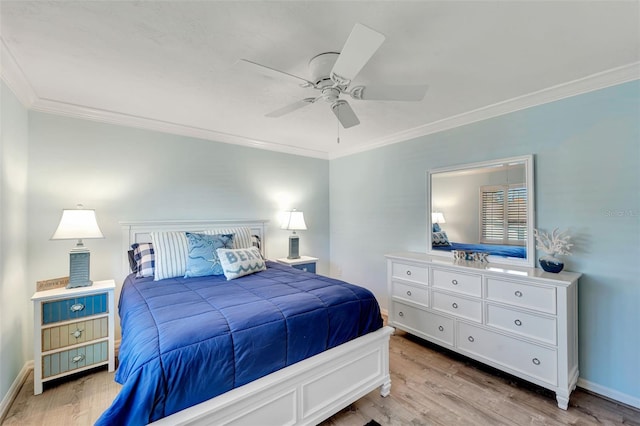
[308,52,339,87]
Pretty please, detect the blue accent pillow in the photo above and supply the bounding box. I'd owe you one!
[432,223,441,232]
[184,233,234,278]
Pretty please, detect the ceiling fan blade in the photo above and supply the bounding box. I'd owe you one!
[331,100,360,129]
[350,84,429,101]
[265,97,317,118]
[331,23,385,85]
[236,59,315,87]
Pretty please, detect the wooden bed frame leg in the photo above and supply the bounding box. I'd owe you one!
[380,379,391,397]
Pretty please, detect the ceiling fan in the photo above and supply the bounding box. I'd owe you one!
[237,23,428,129]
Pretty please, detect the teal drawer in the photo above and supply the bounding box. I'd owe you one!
[42,341,108,378]
[292,262,316,273]
[42,293,108,324]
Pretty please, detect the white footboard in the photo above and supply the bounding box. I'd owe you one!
[152,326,394,426]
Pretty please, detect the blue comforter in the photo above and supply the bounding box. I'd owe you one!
[433,242,526,258]
[96,262,382,425]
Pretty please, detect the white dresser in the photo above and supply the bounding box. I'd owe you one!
[386,252,580,409]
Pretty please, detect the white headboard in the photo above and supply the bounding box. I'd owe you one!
[120,219,268,277]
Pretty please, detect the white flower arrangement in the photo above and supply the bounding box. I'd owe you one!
[534,228,573,259]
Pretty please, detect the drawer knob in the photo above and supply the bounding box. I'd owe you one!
[438,325,444,332]
[468,336,475,343]
[406,270,412,276]
[451,279,458,285]
[452,302,458,309]
[70,303,85,312]
[406,290,412,296]
[514,290,523,298]
[72,354,85,363]
[532,358,541,366]
[71,329,84,339]
[514,319,522,326]
[398,311,404,317]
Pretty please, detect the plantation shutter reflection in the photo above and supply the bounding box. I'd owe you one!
[480,184,526,245]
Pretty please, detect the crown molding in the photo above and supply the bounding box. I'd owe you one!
[0,37,38,107]
[330,62,640,159]
[30,97,330,159]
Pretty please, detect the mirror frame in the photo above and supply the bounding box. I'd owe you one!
[427,154,535,268]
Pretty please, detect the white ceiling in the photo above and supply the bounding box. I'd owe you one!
[1,1,639,159]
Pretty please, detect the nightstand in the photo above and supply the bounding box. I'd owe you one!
[31,279,115,395]
[276,256,319,273]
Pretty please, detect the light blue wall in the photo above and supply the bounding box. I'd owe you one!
[26,112,330,339]
[330,81,640,402]
[0,81,30,404]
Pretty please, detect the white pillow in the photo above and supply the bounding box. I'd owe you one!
[150,231,192,281]
[216,247,266,280]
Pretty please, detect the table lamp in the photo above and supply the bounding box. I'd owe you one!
[281,209,307,259]
[51,204,104,288]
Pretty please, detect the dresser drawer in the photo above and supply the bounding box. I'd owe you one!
[391,302,454,346]
[42,341,108,379]
[391,262,428,284]
[458,322,557,386]
[432,269,481,297]
[42,317,109,352]
[486,279,556,314]
[432,291,482,323]
[42,293,109,324]
[486,304,557,345]
[391,281,429,306]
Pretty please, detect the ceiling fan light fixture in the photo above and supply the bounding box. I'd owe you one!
[308,52,340,86]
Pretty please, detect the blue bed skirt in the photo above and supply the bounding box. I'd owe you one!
[96,261,382,425]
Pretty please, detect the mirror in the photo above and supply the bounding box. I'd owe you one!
[427,155,535,268]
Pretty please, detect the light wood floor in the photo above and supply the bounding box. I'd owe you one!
[3,331,638,425]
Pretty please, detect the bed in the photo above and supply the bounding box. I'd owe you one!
[432,242,526,258]
[97,220,393,425]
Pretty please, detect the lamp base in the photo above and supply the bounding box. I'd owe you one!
[287,234,300,259]
[66,249,93,288]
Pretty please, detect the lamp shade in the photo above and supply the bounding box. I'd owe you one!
[281,210,307,231]
[51,208,104,240]
[432,212,446,224]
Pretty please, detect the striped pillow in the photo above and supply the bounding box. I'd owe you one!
[150,231,193,281]
[203,227,253,250]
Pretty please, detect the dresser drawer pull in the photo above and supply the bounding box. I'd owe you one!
[468,336,475,343]
[406,290,412,296]
[406,270,412,276]
[452,302,458,309]
[438,326,444,332]
[514,290,523,297]
[398,311,404,317]
[514,319,522,326]
[532,358,541,366]
[71,329,84,339]
[72,354,85,363]
[451,279,458,285]
[70,303,85,312]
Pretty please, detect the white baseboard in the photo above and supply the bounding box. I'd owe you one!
[0,360,34,422]
[577,378,640,410]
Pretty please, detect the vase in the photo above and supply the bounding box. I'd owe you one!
[539,256,564,273]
